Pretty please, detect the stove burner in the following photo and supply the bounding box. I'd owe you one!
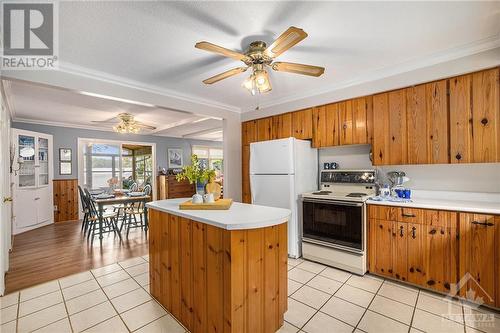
[346,192,367,198]
[312,190,332,195]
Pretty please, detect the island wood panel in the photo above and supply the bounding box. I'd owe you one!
[272,113,292,139]
[148,209,288,333]
[472,68,500,163]
[449,74,473,163]
[53,179,78,222]
[339,100,353,145]
[291,108,313,139]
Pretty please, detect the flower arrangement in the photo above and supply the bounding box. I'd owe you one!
[176,155,215,193]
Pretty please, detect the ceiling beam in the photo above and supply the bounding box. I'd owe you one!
[182,127,223,139]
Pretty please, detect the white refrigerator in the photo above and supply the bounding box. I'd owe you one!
[250,138,318,258]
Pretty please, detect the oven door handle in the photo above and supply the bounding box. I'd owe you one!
[302,198,364,207]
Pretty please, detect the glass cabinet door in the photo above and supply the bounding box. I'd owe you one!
[18,135,36,187]
[38,137,49,186]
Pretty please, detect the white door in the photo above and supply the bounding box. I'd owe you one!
[0,95,12,295]
[250,138,294,175]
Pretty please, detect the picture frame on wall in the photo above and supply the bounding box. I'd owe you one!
[168,148,183,168]
[59,148,72,161]
[60,162,72,175]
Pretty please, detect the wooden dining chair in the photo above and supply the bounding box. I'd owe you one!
[85,192,122,244]
[78,186,90,233]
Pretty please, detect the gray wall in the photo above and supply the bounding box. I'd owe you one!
[12,122,222,180]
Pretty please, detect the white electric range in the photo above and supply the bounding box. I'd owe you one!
[301,170,377,275]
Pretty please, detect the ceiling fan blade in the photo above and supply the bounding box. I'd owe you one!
[135,122,157,130]
[271,62,325,77]
[195,41,250,62]
[203,67,248,84]
[265,26,308,58]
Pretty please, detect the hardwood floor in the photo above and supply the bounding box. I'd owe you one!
[5,220,149,294]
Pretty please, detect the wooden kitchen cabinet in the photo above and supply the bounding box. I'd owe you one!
[291,108,313,140]
[312,103,340,148]
[352,96,371,144]
[406,80,449,164]
[459,213,498,306]
[372,89,407,165]
[272,113,292,139]
[256,117,272,141]
[339,101,353,145]
[450,68,500,163]
[242,120,257,146]
[368,205,459,293]
[472,68,500,163]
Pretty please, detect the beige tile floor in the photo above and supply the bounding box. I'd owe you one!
[1,255,499,333]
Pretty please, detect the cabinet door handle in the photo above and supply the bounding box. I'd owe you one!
[399,225,404,237]
[402,213,416,218]
[34,197,40,200]
[471,221,494,227]
[412,227,417,239]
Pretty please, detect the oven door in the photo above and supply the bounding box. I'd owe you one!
[302,198,364,253]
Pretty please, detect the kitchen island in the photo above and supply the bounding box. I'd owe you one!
[146,198,291,333]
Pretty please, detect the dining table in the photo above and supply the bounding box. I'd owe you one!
[91,194,151,245]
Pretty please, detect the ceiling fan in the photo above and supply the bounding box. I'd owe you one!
[91,113,157,133]
[195,26,325,95]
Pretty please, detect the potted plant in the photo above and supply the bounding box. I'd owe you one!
[176,154,215,195]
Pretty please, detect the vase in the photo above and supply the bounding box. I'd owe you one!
[196,180,205,195]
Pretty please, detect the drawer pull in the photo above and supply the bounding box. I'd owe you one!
[402,213,416,218]
[471,221,494,227]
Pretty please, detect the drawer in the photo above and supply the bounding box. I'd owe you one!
[398,207,424,224]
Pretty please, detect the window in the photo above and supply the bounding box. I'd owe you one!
[192,146,223,179]
[83,143,121,189]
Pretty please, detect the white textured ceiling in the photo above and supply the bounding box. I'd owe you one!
[54,1,500,112]
[4,79,223,141]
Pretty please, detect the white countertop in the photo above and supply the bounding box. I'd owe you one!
[146,198,291,230]
[367,191,500,215]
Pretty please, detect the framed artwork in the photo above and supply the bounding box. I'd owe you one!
[59,148,72,161]
[168,148,183,168]
[60,161,72,175]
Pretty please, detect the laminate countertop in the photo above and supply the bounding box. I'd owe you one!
[367,195,500,215]
[146,198,291,230]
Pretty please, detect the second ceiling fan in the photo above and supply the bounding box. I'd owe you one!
[195,26,325,95]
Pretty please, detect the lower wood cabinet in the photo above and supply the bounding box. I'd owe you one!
[459,213,499,307]
[368,205,500,308]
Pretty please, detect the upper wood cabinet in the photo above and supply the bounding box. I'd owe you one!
[372,90,407,165]
[292,108,313,140]
[272,113,292,140]
[472,68,499,163]
[406,80,449,164]
[242,120,257,146]
[312,104,339,148]
[339,101,353,145]
[450,68,500,163]
[256,117,272,141]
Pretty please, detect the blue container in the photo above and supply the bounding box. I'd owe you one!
[394,188,405,198]
[404,189,411,199]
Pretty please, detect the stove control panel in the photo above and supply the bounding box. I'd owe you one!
[320,170,376,184]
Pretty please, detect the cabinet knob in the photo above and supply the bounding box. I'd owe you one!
[481,118,488,126]
[411,227,417,239]
[399,225,404,237]
[455,153,462,160]
[343,123,347,130]
[3,197,13,203]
